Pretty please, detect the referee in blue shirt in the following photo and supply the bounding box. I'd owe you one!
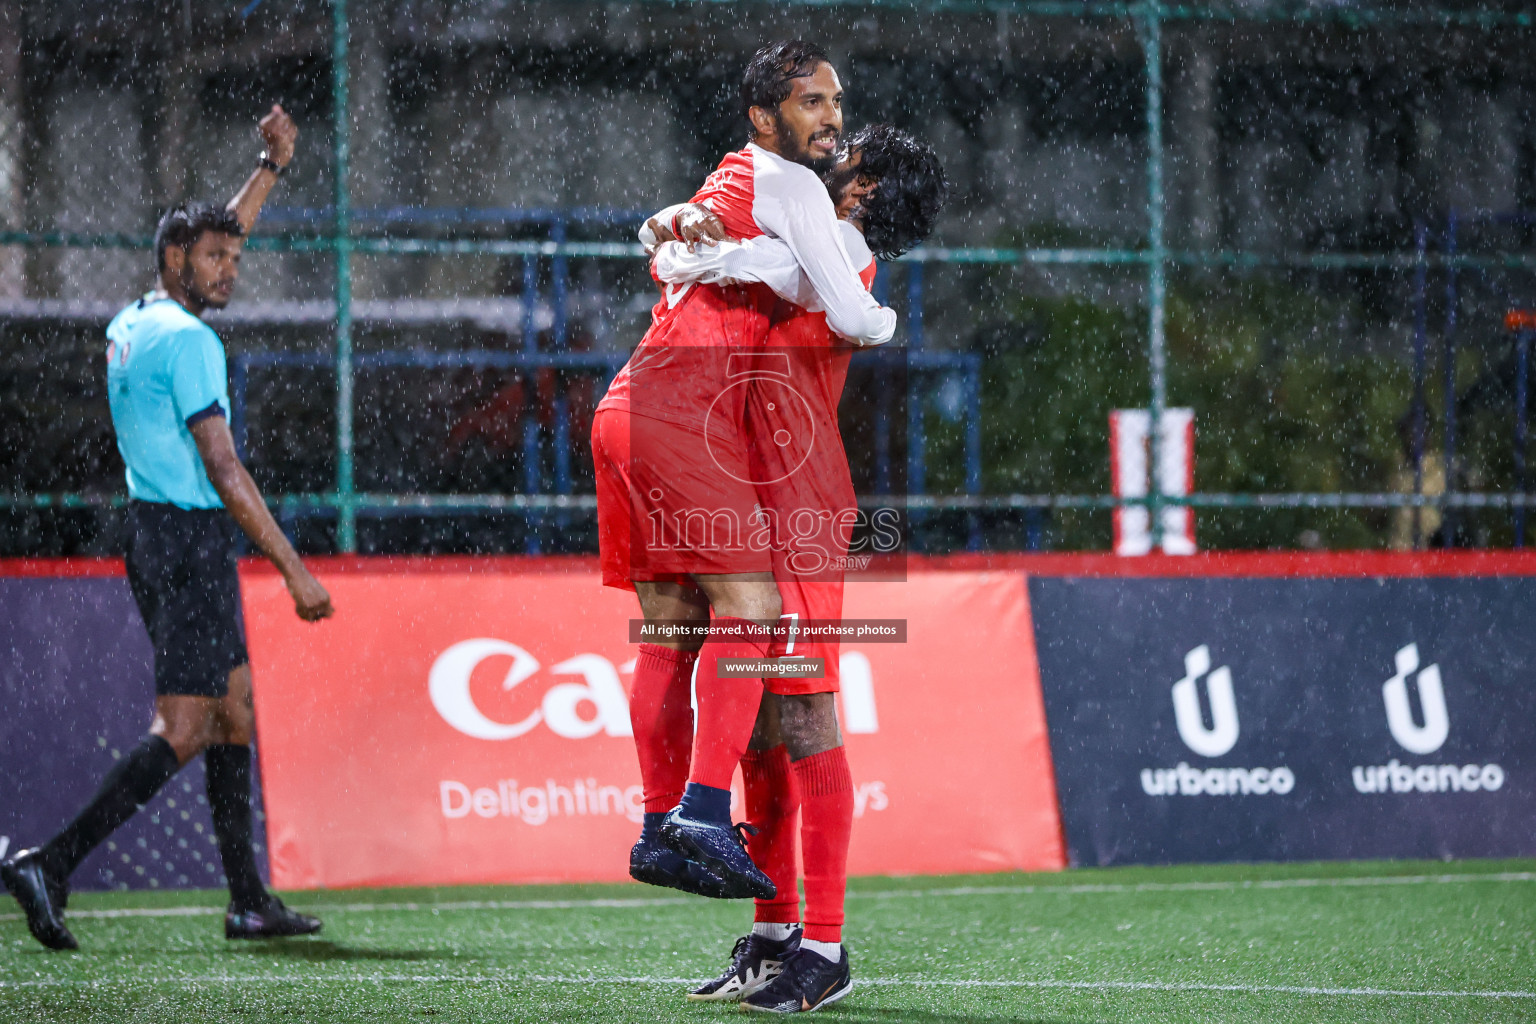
[2,106,333,950]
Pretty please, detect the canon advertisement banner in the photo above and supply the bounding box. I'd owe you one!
[0,574,271,891]
[244,566,1064,889]
[1029,576,1536,866]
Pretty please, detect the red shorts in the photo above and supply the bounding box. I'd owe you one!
[767,570,845,695]
[592,406,848,696]
[592,408,771,590]
[752,417,854,696]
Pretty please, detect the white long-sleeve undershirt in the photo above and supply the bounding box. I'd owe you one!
[637,204,687,252]
[650,223,885,346]
[746,144,893,346]
[637,144,896,347]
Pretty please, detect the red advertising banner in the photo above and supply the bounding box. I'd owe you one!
[241,564,1064,889]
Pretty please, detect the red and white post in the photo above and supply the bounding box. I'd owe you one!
[1110,408,1196,556]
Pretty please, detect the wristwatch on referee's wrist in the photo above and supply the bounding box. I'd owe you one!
[258,151,289,176]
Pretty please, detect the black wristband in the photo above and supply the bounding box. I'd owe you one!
[258,153,287,176]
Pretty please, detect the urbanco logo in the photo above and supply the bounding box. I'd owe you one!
[428,639,632,741]
[1143,645,1292,798]
[1171,645,1239,758]
[1382,644,1449,755]
[1351,644,1499,795]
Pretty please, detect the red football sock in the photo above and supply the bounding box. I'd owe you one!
[794,746,853,944]
[688,618,770,792]
[742,745,800,923]
[628,643,698,814]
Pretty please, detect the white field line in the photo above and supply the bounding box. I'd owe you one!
[0,895,694,922]
[0,973,1531,1001]
[868,871,1536,900]
[2,871,1529,924]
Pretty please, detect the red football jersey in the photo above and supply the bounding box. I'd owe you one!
[691,147,765,243]
[597,148,775,442]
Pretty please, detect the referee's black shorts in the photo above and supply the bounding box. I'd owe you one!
[125,500,249,698]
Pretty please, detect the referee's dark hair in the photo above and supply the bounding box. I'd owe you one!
[847,123,949,261]
[741,39,831,137]
[154,202,245,273]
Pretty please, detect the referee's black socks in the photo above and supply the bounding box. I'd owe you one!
[41,734,180,879]
[204,744,269,912]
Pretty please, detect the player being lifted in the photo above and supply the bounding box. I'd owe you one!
[591,41,895,902]
[0,106,331,950]
[641,125,948,1013]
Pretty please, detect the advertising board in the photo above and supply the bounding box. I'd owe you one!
[1030,575,1536,865]
[242,565,1064,888]
[0,571,270,891]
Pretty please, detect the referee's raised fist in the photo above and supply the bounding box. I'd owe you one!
[258,104,298,169]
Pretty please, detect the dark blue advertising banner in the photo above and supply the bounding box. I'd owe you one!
[1030,576,1536,866]
[0,576,269,891]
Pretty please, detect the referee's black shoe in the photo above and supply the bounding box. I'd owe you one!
[0,848,77,951]
[225,896,322,940]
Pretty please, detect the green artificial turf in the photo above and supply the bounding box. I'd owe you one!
[3,859,1533,1022]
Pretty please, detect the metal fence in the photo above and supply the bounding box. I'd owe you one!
[4,0,1536,554]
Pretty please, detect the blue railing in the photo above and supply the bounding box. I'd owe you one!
[230,225,989,555]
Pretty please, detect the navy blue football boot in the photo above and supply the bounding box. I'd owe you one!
[740,945,853,1013]
[630,812,733,897]
[658,784,776,901]
[688,927,801,1002]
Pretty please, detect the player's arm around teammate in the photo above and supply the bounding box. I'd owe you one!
[0,105,330,953]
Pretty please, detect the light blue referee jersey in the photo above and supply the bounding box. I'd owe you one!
[105,297,231,509]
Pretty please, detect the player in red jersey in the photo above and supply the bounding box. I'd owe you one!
[642,125,948,1013]
[592,41,898,900]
